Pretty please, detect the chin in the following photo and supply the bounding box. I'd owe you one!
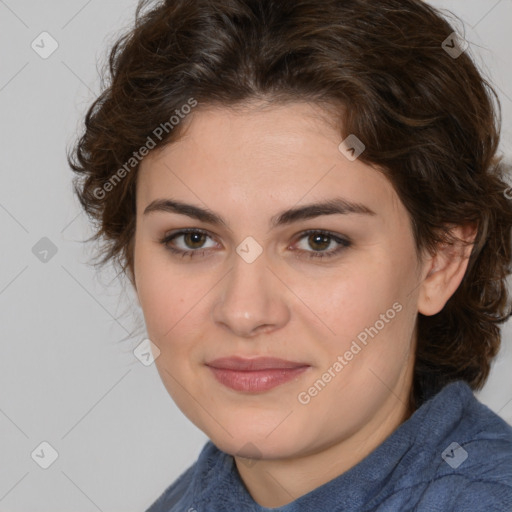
[207,426,306,461]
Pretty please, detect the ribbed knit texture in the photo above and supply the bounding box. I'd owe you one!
[146,381,512,511]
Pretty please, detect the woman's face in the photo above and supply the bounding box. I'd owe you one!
[133,102,427,461]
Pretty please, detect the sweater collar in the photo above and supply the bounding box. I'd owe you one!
[191,381,474,511]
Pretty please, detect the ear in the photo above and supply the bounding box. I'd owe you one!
[418,222,478,316]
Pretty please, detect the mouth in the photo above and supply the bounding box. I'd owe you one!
[205,356,311,392]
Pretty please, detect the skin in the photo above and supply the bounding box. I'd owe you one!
[132,101,476,508]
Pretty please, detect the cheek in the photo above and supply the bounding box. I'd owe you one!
[134,249,214,348]
[139,285,185,343]
[135,245,184,339]
[316,264,412,361]
[304,267,390,335]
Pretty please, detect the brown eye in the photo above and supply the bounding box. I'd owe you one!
[307,233,332,251]
[182,232,208,249]
[159,229,217,259]
[294,230,351,259]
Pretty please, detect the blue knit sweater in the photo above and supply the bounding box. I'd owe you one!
[145,381,512,511]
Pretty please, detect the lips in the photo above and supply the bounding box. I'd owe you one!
[205,357,311,392]
[206,356,308,371]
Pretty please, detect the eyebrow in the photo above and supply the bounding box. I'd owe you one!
[143,197,376,229]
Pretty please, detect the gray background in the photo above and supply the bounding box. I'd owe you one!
[0,1,510,511]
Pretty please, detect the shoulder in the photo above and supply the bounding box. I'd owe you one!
[145,441,223,512]
[402,381,512,511]
[436,382,512,483]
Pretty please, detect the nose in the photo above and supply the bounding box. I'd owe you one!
[211,248,290,338]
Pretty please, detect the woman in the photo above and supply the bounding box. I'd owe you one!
[68,0,512,510]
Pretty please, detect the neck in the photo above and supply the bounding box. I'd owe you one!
[234,376,414,508]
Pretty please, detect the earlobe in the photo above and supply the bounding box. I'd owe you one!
[417,223,478,316]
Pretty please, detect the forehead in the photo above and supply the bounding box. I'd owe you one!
[136,103,401,227]
[143,102,342,170]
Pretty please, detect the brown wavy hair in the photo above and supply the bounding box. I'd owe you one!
[67,0,512,410]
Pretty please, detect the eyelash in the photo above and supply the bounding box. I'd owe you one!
[158,228,351,260]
